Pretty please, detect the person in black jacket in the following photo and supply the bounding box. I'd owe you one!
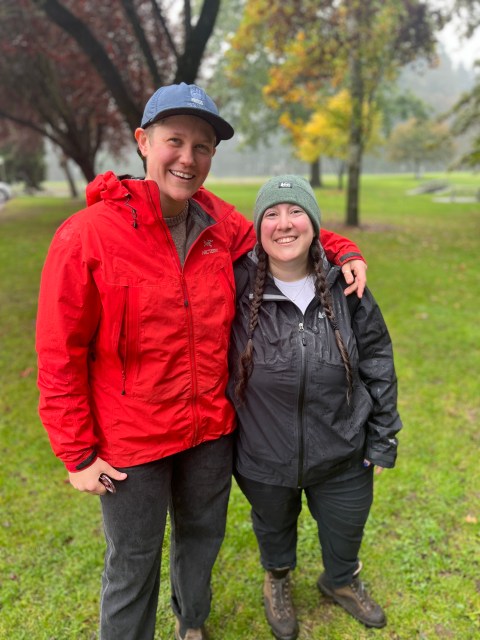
[228,175,402,640]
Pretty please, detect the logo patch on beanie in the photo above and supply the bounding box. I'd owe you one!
[278,181,292,188]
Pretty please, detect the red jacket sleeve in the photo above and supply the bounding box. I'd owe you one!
[36,215,101,472]
[320,228,364,265]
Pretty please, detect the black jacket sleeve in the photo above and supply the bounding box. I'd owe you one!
[351,287,403,468]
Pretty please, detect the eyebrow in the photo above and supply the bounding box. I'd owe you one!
[162,125,215,145]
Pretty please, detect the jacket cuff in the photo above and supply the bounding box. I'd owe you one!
[337,252,365,266]
[365,446,396,469]
[65,450,98,473]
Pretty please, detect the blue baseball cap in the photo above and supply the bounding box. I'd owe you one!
[140,83,234,144]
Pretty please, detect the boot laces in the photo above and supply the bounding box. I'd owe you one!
[270,575,293,619]
[350,578,373,611]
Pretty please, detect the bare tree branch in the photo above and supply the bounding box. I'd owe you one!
[32,0,141,131]
[120,0,162,85]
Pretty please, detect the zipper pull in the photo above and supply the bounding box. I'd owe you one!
[298,322,306,346]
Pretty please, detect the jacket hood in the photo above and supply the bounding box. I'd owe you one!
[86,171,131,207]
[85,172,234,228]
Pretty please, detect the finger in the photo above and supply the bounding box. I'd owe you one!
[343,281,358,297]
[105,466,128,482]
[355,277,366,299]
[341,265,354,284]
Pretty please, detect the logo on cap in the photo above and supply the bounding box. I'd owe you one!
[190,86,205,107]
[279,182,292,188]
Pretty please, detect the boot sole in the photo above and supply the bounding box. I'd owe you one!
[317,578,386,629]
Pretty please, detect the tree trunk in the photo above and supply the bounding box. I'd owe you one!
[346,143,362,226]
[175,0,221,83]
[309,157,322,187]
[71,155,96,184]
[337,160,346,190]
[345,5,364,227]
[60,155,79,198]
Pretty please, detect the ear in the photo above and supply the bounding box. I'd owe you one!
[135,128,149,156]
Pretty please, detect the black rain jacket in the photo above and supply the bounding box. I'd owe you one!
[228,251,402,488]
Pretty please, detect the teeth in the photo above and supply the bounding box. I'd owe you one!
[276,237,296,244]
[171,170,193,179]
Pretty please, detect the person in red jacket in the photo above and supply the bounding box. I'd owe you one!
[36,83,367,640]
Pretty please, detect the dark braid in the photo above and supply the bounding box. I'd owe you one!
[310,240,354,403]
[235,245,268,403]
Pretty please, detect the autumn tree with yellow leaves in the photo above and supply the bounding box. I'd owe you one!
[283,89,383,190]
[227,0,441,226]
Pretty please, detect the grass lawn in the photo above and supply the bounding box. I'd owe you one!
[0,173,479,639]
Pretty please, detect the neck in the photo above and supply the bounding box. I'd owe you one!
[161,197,189,219]
[268,257,310,282]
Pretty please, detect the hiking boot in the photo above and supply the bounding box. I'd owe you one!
[317,572,386,628]
[174,618,209,640]
[263,568,299,640]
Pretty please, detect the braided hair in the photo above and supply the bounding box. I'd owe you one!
[235,239,353,404]
[310,240,354,402]
[234,245,268,403]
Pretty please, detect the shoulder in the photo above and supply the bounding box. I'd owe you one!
[193,186,237,219]
[234,253,255,298]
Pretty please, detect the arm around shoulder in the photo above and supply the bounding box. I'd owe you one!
[320,228,367,297]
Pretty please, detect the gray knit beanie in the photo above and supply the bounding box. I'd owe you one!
[253,175,321,237]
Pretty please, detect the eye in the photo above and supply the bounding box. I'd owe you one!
[291,208,305,216]
[195,143,213,155]
[264,210,278,218]
[167,137,182,145]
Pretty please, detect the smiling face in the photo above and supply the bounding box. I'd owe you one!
[134,114,216,217]
[260,203,315,280]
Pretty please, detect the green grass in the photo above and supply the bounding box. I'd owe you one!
[1,174,479,639]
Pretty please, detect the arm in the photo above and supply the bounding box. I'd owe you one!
[320,228,367,297]
[36,216,102,473]
[352,289,403,469]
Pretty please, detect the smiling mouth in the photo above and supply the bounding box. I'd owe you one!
[170,170,194,180]
[275,236,297,244]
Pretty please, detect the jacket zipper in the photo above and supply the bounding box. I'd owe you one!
[120,287,128,395]
[147,184,225,444]
[181,274,201,444]
[180,217,229,445]
[181,225,222,445]
[297,321,307,487]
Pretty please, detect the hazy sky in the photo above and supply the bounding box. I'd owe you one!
[438,22,479,68]
[431,0,479,69]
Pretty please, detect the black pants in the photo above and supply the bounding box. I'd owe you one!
[99,434,233,640]
[236,460,374,588]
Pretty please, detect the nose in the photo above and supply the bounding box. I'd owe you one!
[276,211,292,230]
[179,145,195,166]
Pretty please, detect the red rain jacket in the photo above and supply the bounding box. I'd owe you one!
[36,172,363,471]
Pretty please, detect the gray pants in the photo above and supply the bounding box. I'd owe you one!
[236,460,373,588]
[99,434,233,640]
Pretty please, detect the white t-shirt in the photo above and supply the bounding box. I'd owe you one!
[273,274,316,315]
